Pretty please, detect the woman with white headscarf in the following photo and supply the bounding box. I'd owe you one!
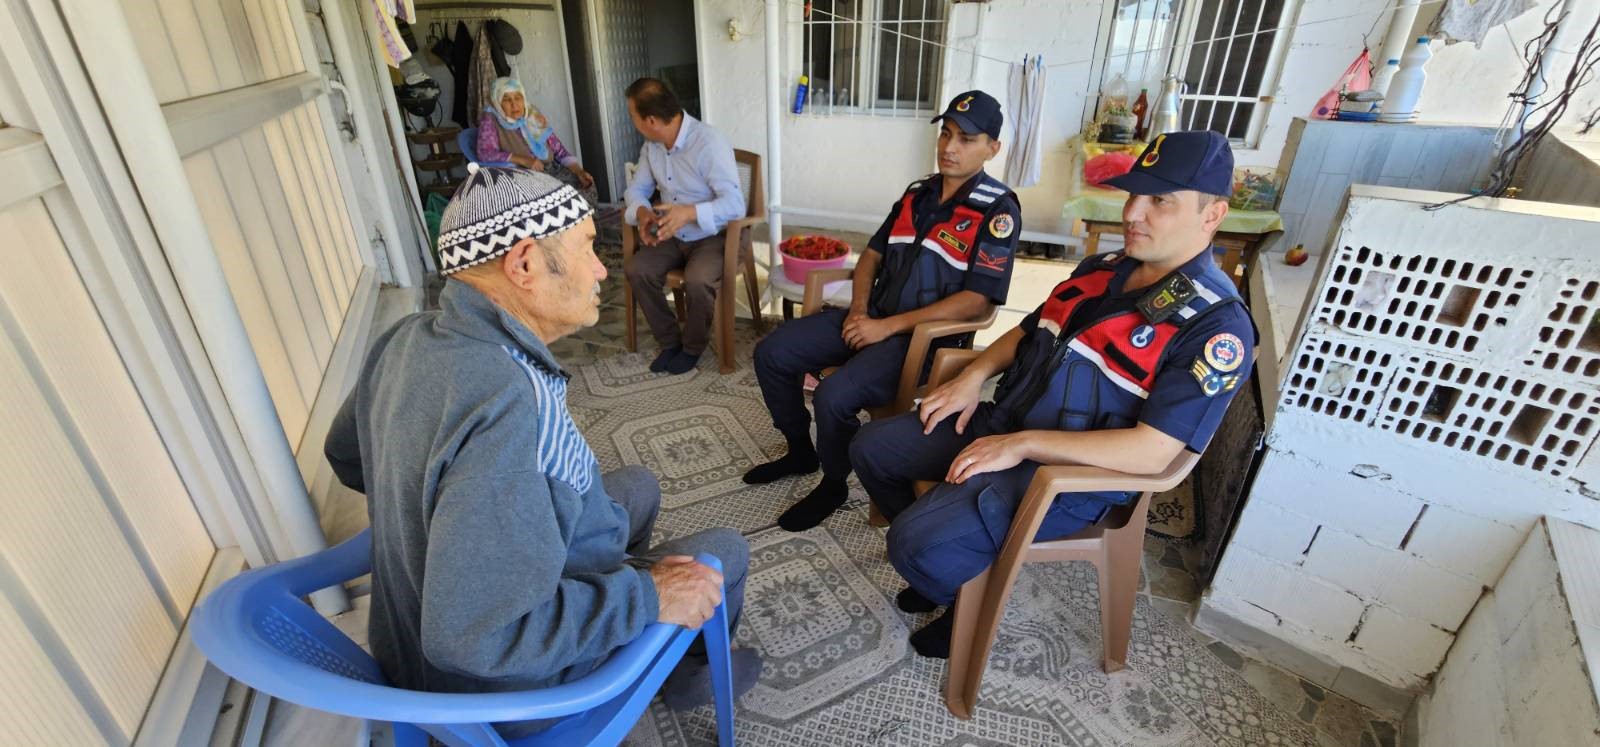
[477,77,598,204]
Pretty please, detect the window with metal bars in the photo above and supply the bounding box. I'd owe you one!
[801,0,947,117]
[1098,0,1294,145]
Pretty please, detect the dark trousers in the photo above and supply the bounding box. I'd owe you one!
[753,307,911,479]
[625,233,726,355]
[850,410,1132,605]
[606,465,748,629]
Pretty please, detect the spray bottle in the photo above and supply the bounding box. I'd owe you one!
[792,75,809,114]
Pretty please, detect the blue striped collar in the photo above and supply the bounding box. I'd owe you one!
[437,280,570,379]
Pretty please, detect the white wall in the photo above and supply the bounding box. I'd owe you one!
[695,0,1590,240]
[1415,0,1600,131]
[1410,518,1600,747]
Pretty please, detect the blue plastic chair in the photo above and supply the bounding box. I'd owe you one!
[191,528,736,747]
[459,127,514,168]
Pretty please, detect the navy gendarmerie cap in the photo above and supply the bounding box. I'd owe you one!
[930,90,1003,140]
[1103,130,1234,196]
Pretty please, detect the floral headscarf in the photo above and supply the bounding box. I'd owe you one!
[486,77,553,161]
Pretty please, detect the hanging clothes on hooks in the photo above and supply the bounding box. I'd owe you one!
[1005,54,1046,189]
[448,22,473,125]
[467,22,499,126]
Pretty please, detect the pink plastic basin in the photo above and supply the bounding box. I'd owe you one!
[780,252,849,285]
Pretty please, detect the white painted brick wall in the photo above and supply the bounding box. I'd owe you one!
[1298,525,1483,631]
[1411,519,1600,746]
[1402,504,1527,585]
[1249,447,1426,547]
[1300,527,1395,599]
[1227,499,1320,566]
[1214,547,1366,640]
[1376,554,1482,632]
[1352,604,1454,677]
[1415,595,1512,747]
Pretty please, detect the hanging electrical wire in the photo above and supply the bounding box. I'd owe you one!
[1424,3,1600,210]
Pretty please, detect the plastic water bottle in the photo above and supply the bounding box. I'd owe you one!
[792,75,809,114]
[1380,38,1431,122]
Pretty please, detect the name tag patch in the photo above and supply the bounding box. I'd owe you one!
[938,229,969,254]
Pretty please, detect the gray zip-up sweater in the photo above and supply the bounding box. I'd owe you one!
[325,281,659,697]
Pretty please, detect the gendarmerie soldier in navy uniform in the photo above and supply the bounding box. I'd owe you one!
[745,90,1022,532]
[852,130,1258,657]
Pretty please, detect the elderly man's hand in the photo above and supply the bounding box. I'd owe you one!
[652,203,698,241]
[650,555,723,629]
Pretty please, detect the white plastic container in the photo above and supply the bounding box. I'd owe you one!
[1371,57,1401,98]
[1380,37,1431,122]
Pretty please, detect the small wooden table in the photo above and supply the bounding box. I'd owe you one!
[1083,221,1277,290]
[766,258,856,319]
[1066,185,1284,291]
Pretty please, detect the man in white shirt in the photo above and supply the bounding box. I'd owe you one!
[622,78,745,375]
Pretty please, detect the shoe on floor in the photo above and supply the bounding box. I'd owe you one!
[777,477,849,532]
[663,350,700,375]
[896,587,939,614]
[650,346,683,373]
[742,450,820,484]
[661,648,764,710]
[910,607,955,659]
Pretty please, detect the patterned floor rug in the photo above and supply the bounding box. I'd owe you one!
[549,323,1320,747]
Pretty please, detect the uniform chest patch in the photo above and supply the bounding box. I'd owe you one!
[1130,324,1156,349]
[937,229,969,254]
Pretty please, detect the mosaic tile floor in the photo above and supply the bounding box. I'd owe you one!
[333,253,1400,746]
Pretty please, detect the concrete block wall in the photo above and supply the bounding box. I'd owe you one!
[1408,519,1600,747]
[1199,186,1600,714]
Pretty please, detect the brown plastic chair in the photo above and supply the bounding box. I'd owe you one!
[910,347,1201,720]
[799,267,998,527]
[623,149,766,374]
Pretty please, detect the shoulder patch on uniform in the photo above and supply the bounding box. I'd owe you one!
[975,244,1010,273]
[1204,333,1245,372]
[1190,357,1224,397]
[989,213,1014,239]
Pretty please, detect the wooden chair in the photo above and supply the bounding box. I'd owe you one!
[799,268,997,527]
[910,347,1201,720]
[623,149,766,373]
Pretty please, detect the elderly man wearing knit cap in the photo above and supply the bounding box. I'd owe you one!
[325,166,760,737]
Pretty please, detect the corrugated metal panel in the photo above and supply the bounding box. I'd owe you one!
[185,149,314,442]
[183,99,364,443]
[0,196,213,740]
[126,0,306,106]
[595,0,650,191]
[0,601,109,744]
[0,198,213,603]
